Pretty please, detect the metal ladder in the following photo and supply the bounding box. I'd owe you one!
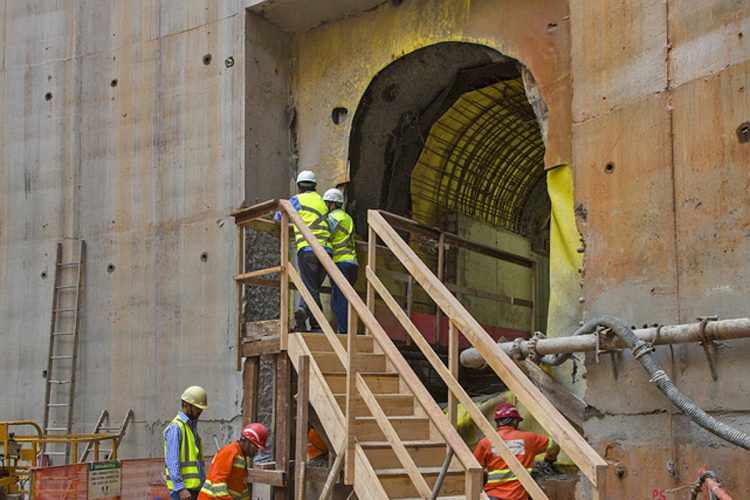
[42,240,85,463]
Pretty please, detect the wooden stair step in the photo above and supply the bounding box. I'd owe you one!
[375,467,466,498]
[360,440,450,468]
[302,332,374,352]
[325,372,400,393]
[354,416,430,441]
[334,393,414,416]
[313,351,386,373]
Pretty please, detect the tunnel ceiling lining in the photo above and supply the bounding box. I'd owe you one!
[411,78,546,235]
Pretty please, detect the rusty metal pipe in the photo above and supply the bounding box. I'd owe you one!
[460,318,750,369]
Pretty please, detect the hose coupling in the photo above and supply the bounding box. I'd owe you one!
[631,341,655,360]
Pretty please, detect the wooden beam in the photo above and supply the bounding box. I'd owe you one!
[246,320,281,340]
[241,336,282,357]
[435,233,445,346]
[295,356,310,500]
[320,445,345,500]
[242,357,259,424]
[344,304,358,485]
[448,321,458,429]
[356,373,432,499]
[235,265,283,283]
[246,468,286,487]
[519,360,586,429]
[232,199,279,226]
[273,355,291,500]
[280,211,290,350]
[366,267,548,499]
[368,210,607,488]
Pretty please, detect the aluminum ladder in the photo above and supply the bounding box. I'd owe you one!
[42,240,85,464]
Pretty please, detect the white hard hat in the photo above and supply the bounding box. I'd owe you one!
[296,170,317,185]
[323,188,344,204]
[181,385,208,410]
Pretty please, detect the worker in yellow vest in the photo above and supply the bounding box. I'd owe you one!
[164,386,208,499]
[323,188,358,333]
[275,170,332,331]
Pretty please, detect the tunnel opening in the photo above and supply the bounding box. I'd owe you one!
[348,42,550,397]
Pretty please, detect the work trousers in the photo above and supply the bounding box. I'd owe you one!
[295,250,327,330]
[169,489,200,500]
[331,261,359,334]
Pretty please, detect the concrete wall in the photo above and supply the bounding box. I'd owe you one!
[0,0,245,458]
[571,0,750,496]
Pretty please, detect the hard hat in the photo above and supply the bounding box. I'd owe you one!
[181,386,208,410]
[241,423,269,450]
[323,188,344,204]
[296,170,317,185]
[494,402,523,421]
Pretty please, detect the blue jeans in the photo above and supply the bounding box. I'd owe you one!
[331,261,358,333]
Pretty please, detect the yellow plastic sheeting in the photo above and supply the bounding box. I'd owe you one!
[546,164,585,396]
[410,79,545,232]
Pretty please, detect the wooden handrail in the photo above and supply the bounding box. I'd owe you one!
[367,209,608,488]
[366,267,548,499]
[278,200,481,474]
[356,373,433,498]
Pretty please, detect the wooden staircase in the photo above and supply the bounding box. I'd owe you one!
[232,199,609,499]
[289,331,480,499]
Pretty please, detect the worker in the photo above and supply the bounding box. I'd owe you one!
[473,403,560,500]
[323,188,358,333]
[275,170,332,332]
[198,423,268,500]
[164,386,208,500]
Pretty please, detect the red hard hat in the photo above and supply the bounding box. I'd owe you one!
[242,423,269,450]
[494,403,523,421]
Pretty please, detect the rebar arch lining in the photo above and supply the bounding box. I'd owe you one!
[411,78,546,234]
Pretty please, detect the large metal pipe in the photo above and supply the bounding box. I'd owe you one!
[460,317,750,369]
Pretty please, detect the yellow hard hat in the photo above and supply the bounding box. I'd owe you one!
[181,385,208,410]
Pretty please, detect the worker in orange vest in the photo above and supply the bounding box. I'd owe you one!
[473,403,560,500]
[198,423,269,500]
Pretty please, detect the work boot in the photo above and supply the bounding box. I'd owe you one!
[294,309,309,332]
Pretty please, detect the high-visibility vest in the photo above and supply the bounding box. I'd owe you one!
[164,416,204,491]
[329,209,357,264]
[293,192,332,253]
[486,466,533,485]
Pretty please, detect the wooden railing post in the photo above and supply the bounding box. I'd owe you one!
[465,467,483,500]
[435,232,445,346]
[529,260,537,334]
[294,355,310,500]
[366,227,376,335]
[280,212,289,350]
[236,224,245,370]
[344,303,359,484]
[448,320,458,429]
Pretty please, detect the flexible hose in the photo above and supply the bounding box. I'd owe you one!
[584,315,750,451]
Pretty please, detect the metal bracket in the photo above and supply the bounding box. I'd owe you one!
[697,316,719,381]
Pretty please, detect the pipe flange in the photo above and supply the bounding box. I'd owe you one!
[527,331,546,363]
[510,338,525,360]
